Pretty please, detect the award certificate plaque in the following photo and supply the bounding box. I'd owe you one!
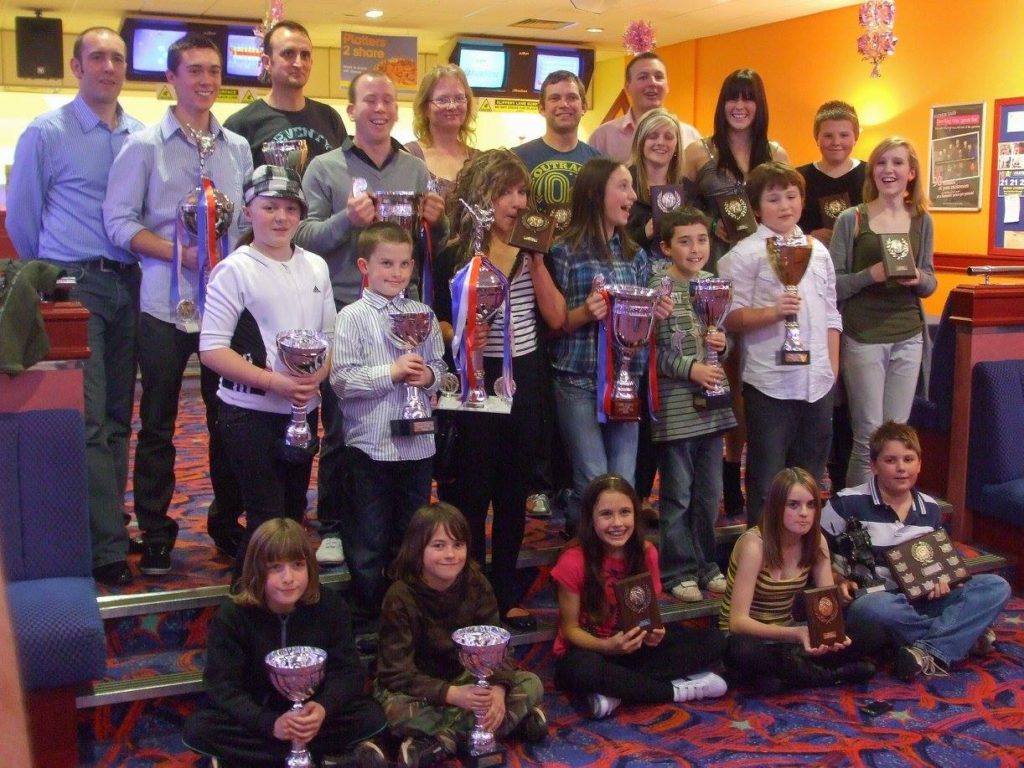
[884,529,971,600]
[818,192,852,228]
[614,572,663,631]
[714,189,758,242]
[879,234,917,279]
[650,184,687,231]
[508,211,556,253]
[803,586,847,647]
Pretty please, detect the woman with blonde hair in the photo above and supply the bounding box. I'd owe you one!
[829,136,936,487]
[405,64,479,200]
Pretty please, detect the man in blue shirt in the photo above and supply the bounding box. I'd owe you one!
[104,33,253,578]
[8,27,145,587]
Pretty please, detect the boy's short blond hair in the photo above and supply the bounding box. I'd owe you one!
[869,421,922,462]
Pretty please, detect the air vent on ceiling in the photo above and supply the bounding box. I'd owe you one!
[510,18,576,31]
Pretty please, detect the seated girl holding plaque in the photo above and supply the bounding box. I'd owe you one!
[828,137,937,488]
[552,474,727,720]
[431,149,566,632]
[720,468,881,694]
[374,503,546,768]
[549,158,674,534]
[682,68,788,521]
[199,166,336,574]
[184,518,388,768]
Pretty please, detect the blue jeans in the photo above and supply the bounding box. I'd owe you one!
[342,447,432,624]
[847,574,1011,666]
[42,259,139,568]
[552,378,638,529]
[656,432,724,589]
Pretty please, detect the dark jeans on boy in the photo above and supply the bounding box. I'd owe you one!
[342,446,433,628]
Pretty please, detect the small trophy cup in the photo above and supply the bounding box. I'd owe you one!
[594,273,672,421]
[766,235,813,365]
[265,646,328,768]
[688,277,733,410]
[387,310,436,436]
[275,330,330,458]
[451,625,512,768]
[262,139,310,178]
[176,125,235,323]
[375,190,422,234]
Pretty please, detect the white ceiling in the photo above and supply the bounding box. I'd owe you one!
[1,0,859,57]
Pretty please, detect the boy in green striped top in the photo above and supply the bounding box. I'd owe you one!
[649,208,737,602]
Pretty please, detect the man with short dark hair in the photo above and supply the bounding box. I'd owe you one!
[513,70,599,217]
[589,52,700,164]
[104,32,253,577]
[224,20,346,167]
[8,26,145,586]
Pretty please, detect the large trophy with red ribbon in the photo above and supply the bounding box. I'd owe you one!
[594,273,671,421]
[448,200,515,409]
[175,125,234,329]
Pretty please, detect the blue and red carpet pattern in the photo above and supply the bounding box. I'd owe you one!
[79,379,1024,766]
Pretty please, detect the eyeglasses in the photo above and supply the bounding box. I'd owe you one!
[430,96,468,108]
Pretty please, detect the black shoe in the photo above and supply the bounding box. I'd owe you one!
[834,661,876,685]
[208,523,244,558]
[399,735,450,768]
[93,561,133,587]
[322,738,388,768]
[503,611,538,632]
[139,544,172,575]
[128,534,147,555]
[723,459,745,517]
[517,706,548,743]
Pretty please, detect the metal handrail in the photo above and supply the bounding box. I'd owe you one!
[966,265,1024,284]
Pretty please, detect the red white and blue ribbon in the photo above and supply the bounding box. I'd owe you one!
[450,255,513,402]
[171,177,228,326]
[595,285,613,423]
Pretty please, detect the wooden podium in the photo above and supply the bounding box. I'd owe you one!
[944,284,1024,542]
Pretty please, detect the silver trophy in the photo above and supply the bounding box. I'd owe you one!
[275,330,330,457]
[375,190,422,234]
[457,200,512,406]
[451,625,512,768]
[262,139,310,178]
[767,235,813,365]
[265,646,328,768]
[688,277,733,410]
[176,125,235,322]
[387,310,436,436]
[594,274,672,421]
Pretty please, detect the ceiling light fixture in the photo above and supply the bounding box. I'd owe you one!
[587,27,604,33]
[365,9,384,18]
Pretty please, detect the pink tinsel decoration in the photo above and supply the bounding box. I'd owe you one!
[253,0,286,81]
[858,0,897,78]
[623,21,656,56]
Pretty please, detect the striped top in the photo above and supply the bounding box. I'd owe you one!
[483,264,537,358]
[719,528,810,631]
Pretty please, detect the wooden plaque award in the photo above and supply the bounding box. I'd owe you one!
[508,211,556,254]
[879,234,917,279]
[713,187,758,242]
[803,585,847,647]
[650,184,687,231]
[884,529,971,600]
[614,572,663,631]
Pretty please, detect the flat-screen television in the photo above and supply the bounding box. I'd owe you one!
[453,42,508,91]
[224,28,263,83]
[533,49,583,91]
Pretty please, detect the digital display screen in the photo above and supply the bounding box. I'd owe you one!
[457,46,507,90]
[226,33,262,78]
[132,27,187,73]
[534,51,581,91]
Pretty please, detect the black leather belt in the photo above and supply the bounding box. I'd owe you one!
[75,257,138,273]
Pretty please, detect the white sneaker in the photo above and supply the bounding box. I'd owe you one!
[672,671,728,702]
[705,574,728,594]
[587,693,621,719]
[316,536,345,566]
[671,581,703,602]
[527,493,552,518]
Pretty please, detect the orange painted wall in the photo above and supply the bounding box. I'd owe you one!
[653,0,1024,313]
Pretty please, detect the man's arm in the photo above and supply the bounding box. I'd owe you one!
[293,156,355,253]
[103,135,155,257]
[6,125,47,260]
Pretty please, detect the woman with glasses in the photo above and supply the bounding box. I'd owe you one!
[405,64,479,201]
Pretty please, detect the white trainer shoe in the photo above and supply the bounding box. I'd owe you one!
[316,536,345,566]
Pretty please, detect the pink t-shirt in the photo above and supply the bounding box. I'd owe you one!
[550,542,662,657]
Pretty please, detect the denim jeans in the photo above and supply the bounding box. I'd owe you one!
[342,447,432,623]
[552,377,638,529]
[742,384,834,526]
[218,404,316,570]
[135,313,242,547]
[42,259,139,568]
[656,432,725,589]
[847,574,1011,666]
[841,334,923,487]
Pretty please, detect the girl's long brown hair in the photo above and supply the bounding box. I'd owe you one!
[389,502,484,585]
[559,157,638,262]
[760,467,823,572]
[233,518,320,608]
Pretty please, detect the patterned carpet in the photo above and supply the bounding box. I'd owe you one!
[79,378,1024,767]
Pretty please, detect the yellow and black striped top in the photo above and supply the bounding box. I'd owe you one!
[719,528,810,631]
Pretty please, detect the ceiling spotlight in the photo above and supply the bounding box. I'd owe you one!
[586,27,604,33]
[365,9,384,18]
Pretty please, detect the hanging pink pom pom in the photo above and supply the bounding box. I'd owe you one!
[623,21,656,56]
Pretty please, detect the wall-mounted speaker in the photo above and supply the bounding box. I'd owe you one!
[16,17,64,79]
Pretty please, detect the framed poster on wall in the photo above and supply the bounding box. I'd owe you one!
[989,97,1024,258]
[929,103,984,211]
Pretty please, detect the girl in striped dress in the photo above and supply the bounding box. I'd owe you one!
[720,467,881,692]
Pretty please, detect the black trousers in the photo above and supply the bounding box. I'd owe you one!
[184,696,386,767]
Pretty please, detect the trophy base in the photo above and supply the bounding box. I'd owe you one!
[693,391,733,411]
[779,349,811,365]
[609,398,641,421]
[276,437,319,464]
[459,745,506,768]
[390,417,436,437]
